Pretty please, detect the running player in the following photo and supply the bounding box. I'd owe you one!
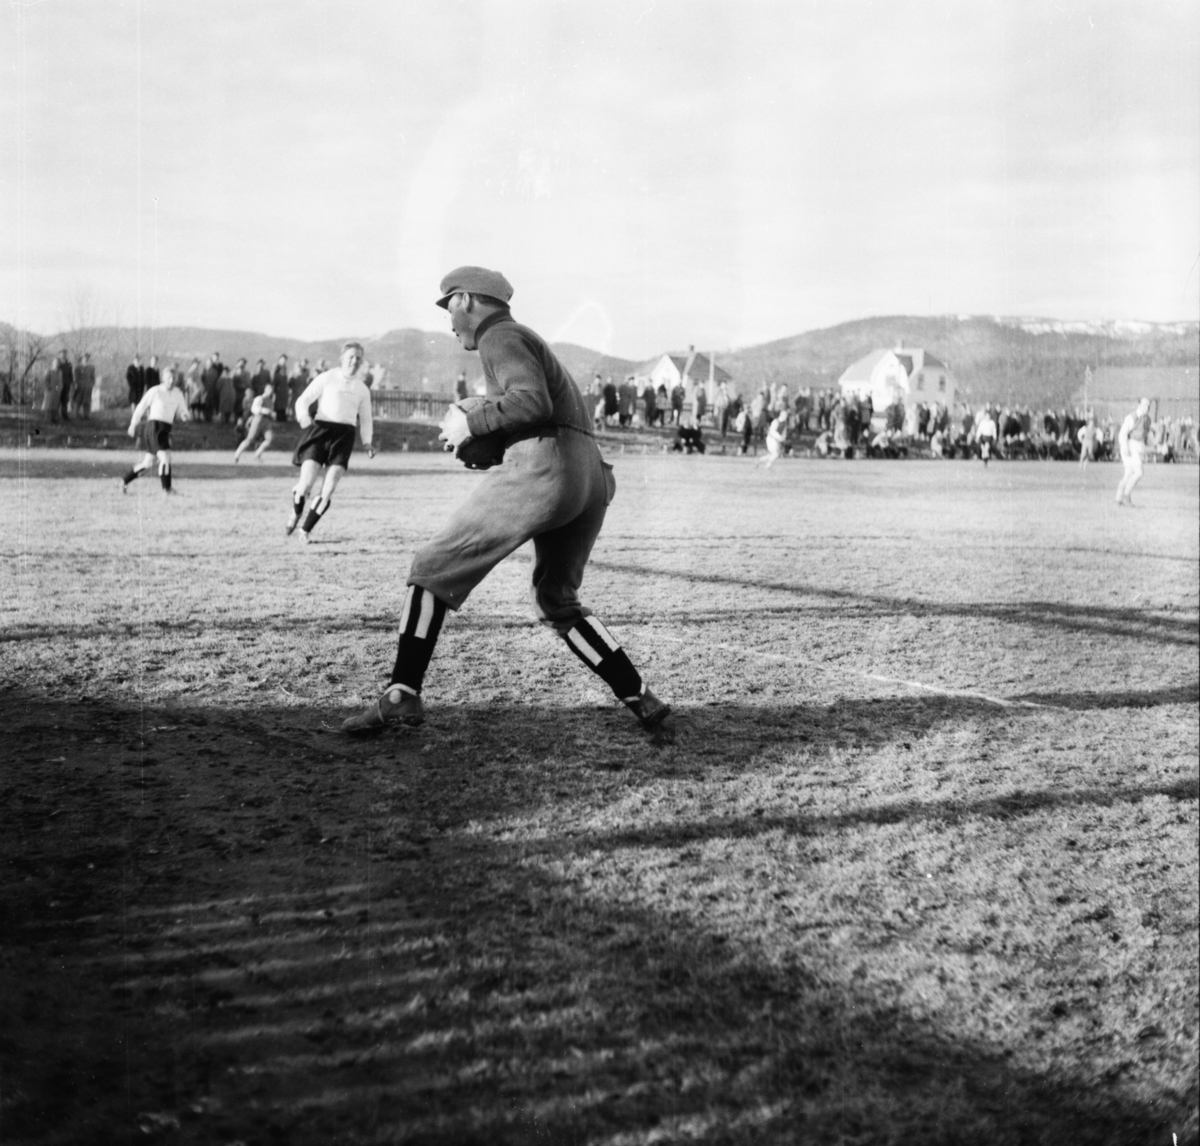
[122,365,189,494]
[1115,398,1151,505]
[233,381,276,462]
[756,409,789,468]
[286,342,375,542]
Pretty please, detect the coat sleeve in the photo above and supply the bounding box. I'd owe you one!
[464,328,553,439]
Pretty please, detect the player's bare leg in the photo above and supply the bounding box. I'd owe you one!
[254,426,274,461]
[298,464,345,542]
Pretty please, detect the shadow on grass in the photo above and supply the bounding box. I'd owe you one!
[1,686,1194,1145]
[591,559,1200,648]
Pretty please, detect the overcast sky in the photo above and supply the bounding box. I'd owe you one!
[3,0,1197,359]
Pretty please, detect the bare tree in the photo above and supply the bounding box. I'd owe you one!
[0,324,49,407]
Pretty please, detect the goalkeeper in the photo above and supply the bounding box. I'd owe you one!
[341,266,671,737]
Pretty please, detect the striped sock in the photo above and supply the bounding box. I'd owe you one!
[563,616,642,701]
[301,497,330,534]
[389,585,448,694]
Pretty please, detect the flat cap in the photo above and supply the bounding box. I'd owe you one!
[436,266,513,309]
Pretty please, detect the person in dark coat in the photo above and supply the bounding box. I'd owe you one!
[602,376,618,425]
[126,354,145,408]
[57,350,74,421]
[641,379,658,429]
[202,353,223,422]
[272,355,290,422]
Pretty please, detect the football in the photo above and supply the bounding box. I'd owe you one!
[453,397,507,470]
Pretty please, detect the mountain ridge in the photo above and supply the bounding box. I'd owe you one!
[5,315,1195,408]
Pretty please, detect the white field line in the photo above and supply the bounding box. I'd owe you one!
[658,634,1059,711]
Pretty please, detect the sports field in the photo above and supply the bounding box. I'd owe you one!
[2,446,1197,1145]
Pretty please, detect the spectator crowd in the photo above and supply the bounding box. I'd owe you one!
[576,373,1197,464]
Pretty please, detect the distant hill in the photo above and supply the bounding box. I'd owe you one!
[718,315,1198,407]
[10,315,1196,411]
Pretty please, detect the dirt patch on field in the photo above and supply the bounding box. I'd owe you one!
[3,453,1197,1144]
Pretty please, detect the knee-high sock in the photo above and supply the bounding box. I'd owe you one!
[159,459,172,491]
[562,616,643,701]
[300,496,330,534]
[123,459,151,486]
[389,585,448,694]
[291,489,306,519]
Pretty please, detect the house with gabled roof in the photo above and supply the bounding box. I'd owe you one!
[837,345,956,413]
[647,345,734,400]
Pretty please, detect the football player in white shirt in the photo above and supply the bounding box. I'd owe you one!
[233,382,276,462]
[122,366,189,493]
[286,341,376,541]
[1116,398,1151,505]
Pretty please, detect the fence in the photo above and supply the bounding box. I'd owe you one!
[371,390,454,422]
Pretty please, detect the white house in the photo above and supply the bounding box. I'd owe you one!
[837,345,956,415]
[647,346,734,401]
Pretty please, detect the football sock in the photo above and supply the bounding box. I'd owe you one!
[122,469,139,485]
[291,491,306,519]
[563,617,643,701]
[159,461,172,491]
[300,497,330,534]
[389,585,448,694]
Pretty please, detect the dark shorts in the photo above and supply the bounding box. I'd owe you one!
[292,420,357,469]
[144,420,173,452]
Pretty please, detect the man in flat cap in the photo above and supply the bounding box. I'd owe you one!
[341,266,671,736]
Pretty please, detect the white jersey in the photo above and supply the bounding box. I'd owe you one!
[295,367,373,445]
[249,392,273,418]
[131,384,189,428]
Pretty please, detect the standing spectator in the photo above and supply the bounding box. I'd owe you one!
[736,399,754,454]
[43,354,63,423]
[144,354,161,393]
[185,358,206,421]
[202,353,223,422]
[602,375,619,426]
[73,353,95,418]
[216,363,236,423]
[57,350,74,421]
[669,380,685,426]
[126,354,146,408]
[454,370,469,401]
[288,358,310,420]
[641,378,659,428]
[618,375,637,427]
[714,381,731,437]
[251,357,271,397]
[272,354,289,422]
[693,381,707,426]
[231,358,251,424]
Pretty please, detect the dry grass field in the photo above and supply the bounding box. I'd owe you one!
[2,444,1197,1146]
